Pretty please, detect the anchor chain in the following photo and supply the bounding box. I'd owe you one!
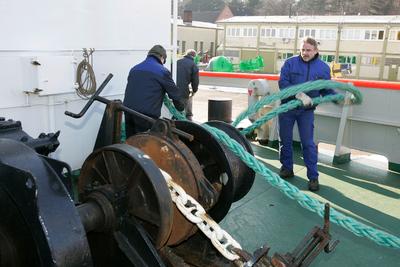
[159,169,243,262]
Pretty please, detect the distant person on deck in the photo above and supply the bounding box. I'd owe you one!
[177,49,199,121]
[123,45,184,137]
[278,37,337,192]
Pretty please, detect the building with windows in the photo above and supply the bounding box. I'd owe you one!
[174,18,223,58]
[217,16,400,81]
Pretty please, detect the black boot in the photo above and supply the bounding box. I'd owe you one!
[279,167,294,179]
[308,179,319,192]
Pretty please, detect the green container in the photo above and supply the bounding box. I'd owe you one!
[207,56,234,72]
[239,56,264,72]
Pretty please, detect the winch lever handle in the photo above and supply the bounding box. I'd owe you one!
[65,73,114,118]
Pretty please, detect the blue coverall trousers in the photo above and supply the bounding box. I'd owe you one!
[278,108,318,180]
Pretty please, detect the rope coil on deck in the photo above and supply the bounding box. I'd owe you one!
[164,79,400,249]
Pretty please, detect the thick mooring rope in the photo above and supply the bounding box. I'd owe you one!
[241,94,342,136]
[232,79,362,128]
[163,80,400,249]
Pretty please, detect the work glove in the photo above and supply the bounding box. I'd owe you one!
[295,92,313,107]
[345,94,357,105]
[334,93,356,106]
[172,99,184,112]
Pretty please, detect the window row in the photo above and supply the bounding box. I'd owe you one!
[227,27,391,41]
[297,28,338,40]
[298,28,317,38]
[319,54,380,65]
[227,50,385,66]
[261,28,296,38]
[341,29,384,40]
[278,52,294,60]
[389,30,400,41]
[177,41,215,55]
[243,28,258,37]
[226,28,241,37]
[228,27,330,39]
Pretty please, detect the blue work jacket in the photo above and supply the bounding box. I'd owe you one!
[279,54,336,106]
[123,56,183,118]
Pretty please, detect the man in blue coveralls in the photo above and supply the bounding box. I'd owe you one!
[278,37,336,191]
[123,45,184,137]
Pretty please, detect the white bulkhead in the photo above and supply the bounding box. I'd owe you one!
[0,0,173,169]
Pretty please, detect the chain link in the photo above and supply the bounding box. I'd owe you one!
[159,169,243,261]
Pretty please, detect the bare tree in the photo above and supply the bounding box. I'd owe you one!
[197,0,400,16]
[369,0,395,15]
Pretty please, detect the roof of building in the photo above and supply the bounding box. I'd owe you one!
[172,18,222,29]
[179,5,234,24]
[215,5,234,22]
[217,15,400,24]
[192,11,221,23]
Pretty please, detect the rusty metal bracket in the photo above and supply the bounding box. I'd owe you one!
[150,119,177,141]
[231,245,271,267]
[271,203,339,267]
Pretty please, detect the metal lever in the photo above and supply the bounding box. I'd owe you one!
[271,203,339,267]
[65,73,193,141]
[65,73,113,118]
[322,203,340,253]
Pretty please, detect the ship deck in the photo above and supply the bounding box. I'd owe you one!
[193,86,400,266]
[221,143,400,266]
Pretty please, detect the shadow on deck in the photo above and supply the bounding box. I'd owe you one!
[221,143,400,266]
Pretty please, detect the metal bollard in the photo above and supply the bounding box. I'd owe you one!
[208,98,232,123]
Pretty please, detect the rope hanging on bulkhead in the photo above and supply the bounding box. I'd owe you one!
[75,48,96,99]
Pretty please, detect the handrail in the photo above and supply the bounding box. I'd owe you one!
[199,71,279,81]
[199,71,400,91]
[337,78,400,91]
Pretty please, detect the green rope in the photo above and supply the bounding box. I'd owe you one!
[241,94,343,136]
[163,97,186,120]
[164,80,400,249]
[201,123,400,249]
[232,80,362,128]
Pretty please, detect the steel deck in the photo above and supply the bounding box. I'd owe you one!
[221,143,400,266]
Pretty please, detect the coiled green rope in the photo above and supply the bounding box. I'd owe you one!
[241,93,342,136]
[163,80,400,249]
[233,79,362,129]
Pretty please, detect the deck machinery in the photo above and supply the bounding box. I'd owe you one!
[0,75,337,267]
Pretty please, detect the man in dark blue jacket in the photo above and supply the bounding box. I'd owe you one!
[123,45,184,137]
[278,37,336,191]
[177,49,199,121]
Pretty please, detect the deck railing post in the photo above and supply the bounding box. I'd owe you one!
[333,91,352,164]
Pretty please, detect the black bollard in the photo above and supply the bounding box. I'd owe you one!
[208,98,232,123]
